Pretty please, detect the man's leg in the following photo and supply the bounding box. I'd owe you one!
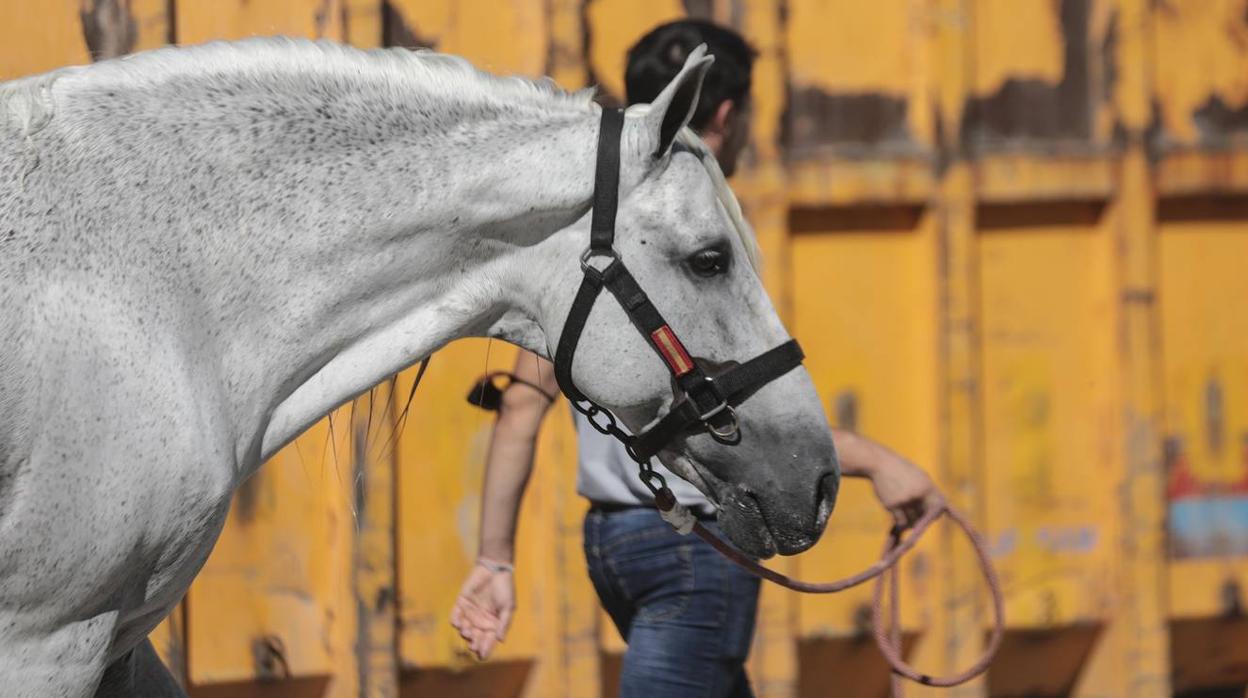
[584,509,760,698]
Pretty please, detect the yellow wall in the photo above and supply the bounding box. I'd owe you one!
[4,1,1248,697]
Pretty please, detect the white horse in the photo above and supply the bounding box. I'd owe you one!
[0,39,837,696]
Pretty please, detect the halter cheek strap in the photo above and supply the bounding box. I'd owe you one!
[552,107,805,491]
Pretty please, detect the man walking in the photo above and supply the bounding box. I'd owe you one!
[451,20,941,698]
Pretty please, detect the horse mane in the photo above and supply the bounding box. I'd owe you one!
[2,37,597,137]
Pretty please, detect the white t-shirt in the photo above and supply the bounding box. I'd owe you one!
[572,410,715,516]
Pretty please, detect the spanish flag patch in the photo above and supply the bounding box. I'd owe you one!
[651,325,695,376]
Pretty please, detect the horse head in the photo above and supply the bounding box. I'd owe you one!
[525,47,839,559]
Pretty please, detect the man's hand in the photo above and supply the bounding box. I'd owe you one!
[867,454,942,531]
[450,561,515,660]
[832,429,943,530]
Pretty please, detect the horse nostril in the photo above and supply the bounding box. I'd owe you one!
[816,472,839,525]
[820,471,839,505]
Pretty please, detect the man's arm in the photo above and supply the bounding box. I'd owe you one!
[832,428,942,529]
[450,350,558,660]
[478,353,559,564]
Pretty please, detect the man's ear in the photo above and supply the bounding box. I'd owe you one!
[628,44,714,161]
[707,99,735,137]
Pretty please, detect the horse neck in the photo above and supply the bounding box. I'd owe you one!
[249,117,598,465]
[56,61,601,467]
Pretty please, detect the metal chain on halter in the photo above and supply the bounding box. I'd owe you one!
[565,394,700,534]
[567,396,661,484]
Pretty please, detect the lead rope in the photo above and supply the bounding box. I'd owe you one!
[647,479,1004,696]
[537,373,1005,692]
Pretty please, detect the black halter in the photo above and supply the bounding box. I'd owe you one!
[552,107,806,496]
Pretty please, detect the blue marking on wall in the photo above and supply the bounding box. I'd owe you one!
[1169,496,1248,559]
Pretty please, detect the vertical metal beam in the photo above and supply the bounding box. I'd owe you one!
[738,1,797,696]
[934,0,986,695]
[1109,0,1170,694]
[546,0,587,89]
[336,14,397,698]
[354,383,401,698]
[545,5,602,697]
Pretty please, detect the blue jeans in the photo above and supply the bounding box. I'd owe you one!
[584,507,761,698]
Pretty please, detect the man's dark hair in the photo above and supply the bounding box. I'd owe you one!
[624,20,756,131]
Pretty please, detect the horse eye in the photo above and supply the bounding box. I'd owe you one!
[688,248,730,277]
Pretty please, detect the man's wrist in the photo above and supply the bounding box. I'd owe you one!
[477,556,515,574]
[478,539,515,565]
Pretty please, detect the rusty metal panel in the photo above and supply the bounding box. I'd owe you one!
[1156,197,1248,692]
[1152,0,1248,151]
[1160,199,1248,589]
[784,0,934,158]
[788,206,943,695]
[977,204,1118,627]
[975,204,1122,695]
[965,0,1117,152]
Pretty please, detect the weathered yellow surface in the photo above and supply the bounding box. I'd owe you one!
[395,341,534,668]
[791,211,940,635]
[0,0,168,80]
[735,3,800,696]
[0,2,91,79]
[1160,216,1248,620]
[174,0,344,43]
[386,0,549,76]
[787,0,920,94]
[785,0,934,147]
[586,0,685,101]
[978,213,1117,627]
[974,155,1114,203]
[188,410,356,685]
[1153,0,1248,146]
[788,159,935,207]
[970,0,1065,96]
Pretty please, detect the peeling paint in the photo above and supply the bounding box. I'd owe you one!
[79,0,137,62]
[382,0,437,50]
[1192,94,1248,147]
[784,88,915,156]
[963,0,1096,147]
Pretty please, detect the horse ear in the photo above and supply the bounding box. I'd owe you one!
[632,44,714,160]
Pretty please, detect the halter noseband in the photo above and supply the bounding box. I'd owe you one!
[552,107,806,495]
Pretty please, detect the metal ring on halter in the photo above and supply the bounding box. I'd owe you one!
[705,405,739,440]
[579,247,619,278]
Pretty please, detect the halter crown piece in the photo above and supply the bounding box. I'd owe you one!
[551,107,806,502]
